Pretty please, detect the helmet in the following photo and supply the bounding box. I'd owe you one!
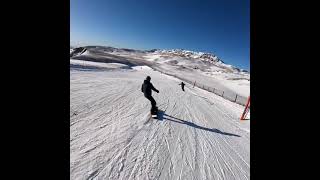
[146,76,151,81]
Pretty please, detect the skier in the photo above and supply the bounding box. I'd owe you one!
[179,82,185,91]
[141,76,159,115]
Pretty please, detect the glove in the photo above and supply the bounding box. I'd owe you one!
[156,90,159,93]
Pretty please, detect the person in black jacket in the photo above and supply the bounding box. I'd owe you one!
[141,76,159,114]
[179,82,185,91]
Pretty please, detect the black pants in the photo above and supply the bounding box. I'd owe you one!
[182,86,185,91]
[145,95,157,112]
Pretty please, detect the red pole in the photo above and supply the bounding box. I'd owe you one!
[240,96,250,120]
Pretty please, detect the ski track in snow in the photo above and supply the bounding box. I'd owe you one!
[70,66,250,180]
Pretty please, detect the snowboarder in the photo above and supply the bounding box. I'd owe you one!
[179,82,185,91]
[141,76,159,115]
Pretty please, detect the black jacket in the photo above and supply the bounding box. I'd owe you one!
[141,80,158,97]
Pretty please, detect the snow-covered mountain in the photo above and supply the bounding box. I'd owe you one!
[71,46,248,73]
[70,47,87,57]
[150,49,249,74]
[70,45,250,97]
[156,49,223,63]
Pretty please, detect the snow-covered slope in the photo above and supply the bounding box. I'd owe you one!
[142,49,250,97]
[71,46,250,97]
[70,59,130,70]
[70,64,250,179]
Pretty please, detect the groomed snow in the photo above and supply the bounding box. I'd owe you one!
[70,59,130,70]
[70,65,250,179]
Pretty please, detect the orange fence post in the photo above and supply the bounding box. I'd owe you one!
[240,96,250,120]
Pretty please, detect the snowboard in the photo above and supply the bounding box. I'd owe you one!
[143,108,159,124]
[151,107,159,119]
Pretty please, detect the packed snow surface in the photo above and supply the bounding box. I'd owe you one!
[70,64,250,180]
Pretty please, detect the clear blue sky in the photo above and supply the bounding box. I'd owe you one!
[71,0,250,70]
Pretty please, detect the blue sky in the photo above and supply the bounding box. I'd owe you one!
[71,0,250,70]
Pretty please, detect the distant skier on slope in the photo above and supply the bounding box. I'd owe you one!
[179,82,185,91]
[141,76,159,115]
